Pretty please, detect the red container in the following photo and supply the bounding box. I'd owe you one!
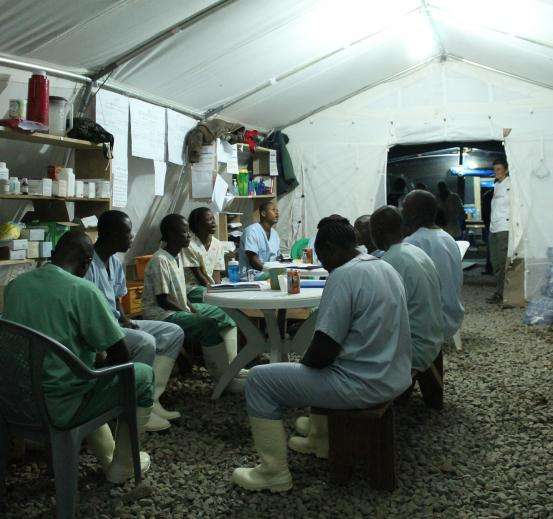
[26,71,49,126]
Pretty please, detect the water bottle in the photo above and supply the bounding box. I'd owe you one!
[228,259,240,283]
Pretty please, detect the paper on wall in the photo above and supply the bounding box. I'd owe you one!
[154,161,167,196]
[167,109,196,165]
[212,174,229,213]
[95,89,129,207]
[217,139,239,174]
[129,98,166,161]
[269,149,278,176]
[191,145,216,198]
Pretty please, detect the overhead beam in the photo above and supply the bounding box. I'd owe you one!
[205,4,424,117]
[421,0,446,58]
[91,0,238,81]
[279,55,440,130]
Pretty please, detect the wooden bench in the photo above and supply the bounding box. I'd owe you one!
[396,350,443,409]
[311,401,397,490]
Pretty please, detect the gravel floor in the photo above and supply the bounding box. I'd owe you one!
[4,274,553,518]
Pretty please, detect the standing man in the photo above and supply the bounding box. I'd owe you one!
[238,201,280,276]
[488,158,511,305]
[85,210,184,432]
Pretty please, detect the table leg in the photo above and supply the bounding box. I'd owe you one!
[263,310,287,363]
[288,310,318,356]
[211,308,267,399]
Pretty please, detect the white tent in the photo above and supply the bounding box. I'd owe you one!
[1,0,552,298]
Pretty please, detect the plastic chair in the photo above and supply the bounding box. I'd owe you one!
[290,238,310,260]
[453,240,470,352]
[0,319,142,519]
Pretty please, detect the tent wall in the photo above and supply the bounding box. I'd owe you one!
[280,61,553,298]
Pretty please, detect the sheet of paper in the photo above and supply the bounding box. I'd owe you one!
[95,89,129,207]
[129,98,166,161]
[191,145,216,198]
[217,139,239,174]
[211,174,229,213]
[167,109,196,165]
[269,149,278,176]
[154,161,167,196]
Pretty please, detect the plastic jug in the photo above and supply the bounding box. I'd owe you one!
[238,170,249,196]
[26,71,49,126]
[48,96,73,136]
[227,260,240,283]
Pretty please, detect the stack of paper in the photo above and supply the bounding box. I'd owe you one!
[208,282,263,292]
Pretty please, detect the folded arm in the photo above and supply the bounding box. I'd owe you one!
[301,331,342,369]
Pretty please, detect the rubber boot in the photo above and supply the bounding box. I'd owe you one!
[151,356,181,421]
[106,406,152,484]
[221,327,248,378]
[86,424,115,472]
[294,416,311,436]
[288,413,329,459]
[202,343,245,394]
[232,417,293,492]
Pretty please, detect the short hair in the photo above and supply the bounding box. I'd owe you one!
[97,210,130,236]
[315,214,356,251]
[403,189,438,227]
[160,213,186,241]
[354,214,371,229]
[493,157,508,169]
[259,201,276,215]
[188,207,211,234]
[52,229,93,263]
[370,205,403,236]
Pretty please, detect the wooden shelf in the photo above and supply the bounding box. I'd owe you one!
[0,194,110,203]
[236,143,272,154]
[0,259,35,267]
[0,128,103,150]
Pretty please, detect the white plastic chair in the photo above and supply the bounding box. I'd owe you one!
[452,240,470,351]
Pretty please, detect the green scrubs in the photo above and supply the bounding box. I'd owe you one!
[187,285,207,303]
[4,264,153,428]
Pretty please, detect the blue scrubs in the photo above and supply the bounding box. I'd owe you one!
[238,222,280,274]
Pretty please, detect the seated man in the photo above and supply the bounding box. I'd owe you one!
[370,206,444,372]
[85,210,184,432]
[142,214,244,394]
[238,201,280,276]
[3,230,153,484]
[402,190,465,339]
[232,216,412,492]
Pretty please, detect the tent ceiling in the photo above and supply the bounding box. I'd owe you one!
[1,0,553,128]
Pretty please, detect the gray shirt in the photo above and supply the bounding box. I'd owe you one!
[404,228,464,337]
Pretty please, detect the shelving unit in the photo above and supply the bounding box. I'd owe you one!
[0,259,34,267]
[0,129,112,221]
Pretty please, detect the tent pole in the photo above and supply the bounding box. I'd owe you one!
[279,56,440,129]
[0,54,91,83]
[91,0,238,81]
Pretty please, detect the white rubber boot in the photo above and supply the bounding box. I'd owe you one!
[288,413,329,459]
[221,327,248,378]
[86,424,115,472]
[232,417,293,492]
[294,416,311,436]
[144,411,171,432]
[106,406,152,484]
[202,343,245,394]
[151,355,181,421]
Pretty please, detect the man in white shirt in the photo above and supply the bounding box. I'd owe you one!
[488,158,511,305]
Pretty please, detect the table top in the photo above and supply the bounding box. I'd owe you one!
[262,261,328,278]
[204,287,323,310]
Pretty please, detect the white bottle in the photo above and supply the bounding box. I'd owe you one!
[0,162,9,181]
[9,177,20,194]
[59,167,75,197]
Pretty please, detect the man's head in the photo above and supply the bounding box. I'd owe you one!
[401,189,438,234]
[415,182,428,191]
[160,214,191,251]
[354,214,376,253]
[437,181,449,197]
[97,210,133,253]
[493,157,509,181]
[392,177,407,193]
[369,206,403,251]
[51,230,94,277]
[189,207,216,236]
[259,201,279,226]
[314,214,357,272]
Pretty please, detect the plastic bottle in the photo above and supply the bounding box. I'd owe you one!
[258,178,266,195]
[248,179,255,197]
[227,260,240,283]
[9,177,20,194]
[0,162,8,181]
[59,167,75,197]
[232,179,239,195]
[21,178,29,195]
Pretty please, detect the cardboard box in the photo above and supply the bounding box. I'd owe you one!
[28,178,53,197]
[121,282,144,315]
[0,247,27,260]
[26,241,40,259]
[0,239,28,250]
[20,228,45,241]
[39,241,52,258]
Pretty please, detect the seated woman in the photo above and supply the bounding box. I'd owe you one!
[142,214,244,394]
[232,216,412,492]
[182,207,227,303]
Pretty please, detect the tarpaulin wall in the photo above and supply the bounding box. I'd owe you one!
[280,61,553,299]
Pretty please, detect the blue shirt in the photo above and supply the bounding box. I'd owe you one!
[238,223,280,273]
[404,228,464,338]
[315,254,412,401]
[84,250,127,319]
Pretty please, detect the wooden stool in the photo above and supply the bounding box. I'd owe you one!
[311,401,397,490]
